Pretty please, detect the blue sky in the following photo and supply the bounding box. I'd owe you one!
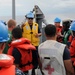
[0,0,75,23]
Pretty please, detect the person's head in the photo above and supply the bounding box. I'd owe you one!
[54,17,61,27]
[45,24,56,39]
[62,20,72,31]
[0,21,9,53]
[26,11,34,25]
[8,19,16,31]
[12,27,22,41]
[69,22,75,37]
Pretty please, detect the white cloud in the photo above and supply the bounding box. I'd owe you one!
[0,0,75,21]
[0,0,12,6]
[16,4,22,7]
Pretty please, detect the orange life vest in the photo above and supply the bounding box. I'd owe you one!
[68,35,73,43]
[8,38,36,72]
[70,38,75,65]
[56,26,63,43]
[57,26,62,33]
[0,54,15,75]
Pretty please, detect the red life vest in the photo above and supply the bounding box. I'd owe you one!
[8,38,36,72]
[0,54,15,75]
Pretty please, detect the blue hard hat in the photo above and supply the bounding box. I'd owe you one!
[0,21,9,42]
[26,11,34,18]
[54,17,61,23]
[69,22,75,31]
[73,20,75,22]
[0,20,7,25]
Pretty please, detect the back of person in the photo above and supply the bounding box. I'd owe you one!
[0,21,25,75]
[7,27,36,74]
[8,38,35,71]
[39,40,66,75]
[3,19,16,54]
[38,24,74,75]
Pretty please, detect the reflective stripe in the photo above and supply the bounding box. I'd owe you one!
[26,26,29,30]
[0,54,11,60]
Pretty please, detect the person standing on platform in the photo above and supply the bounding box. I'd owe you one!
[54,17,63,43]
[3,19,16,54]
[38,24,74,75]
[22,11,42,75]
[0,21,25,75]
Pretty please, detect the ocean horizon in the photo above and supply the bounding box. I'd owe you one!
[0,13,75,26]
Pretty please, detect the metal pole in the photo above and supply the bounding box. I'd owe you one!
[34,5,37,22]
[12,0,15,20]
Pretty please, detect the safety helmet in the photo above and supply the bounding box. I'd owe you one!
[26,11,34,18]
[54,17,61,23]
[62,20,72,29]
[73,20,75,22]
[69,22,75,31]
[0,20,7,25]
[0,21,9,42]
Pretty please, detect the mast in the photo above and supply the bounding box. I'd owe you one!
[12,0,15,20]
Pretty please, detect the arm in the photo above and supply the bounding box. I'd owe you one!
[64,59,74,75]
[38,26,42,36]
[35,26,42,37]
[63,47,74,75]
[38,33,42,36]
[12,48,21,68]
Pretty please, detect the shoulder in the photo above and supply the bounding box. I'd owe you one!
[33,22,38,26]
[24,22,27,26]
[21,23,26,28]
[55,41,66,50]
[23,22,28,27]
[57,42,66,48]
[38,42,45,48]
[57,42,66,54]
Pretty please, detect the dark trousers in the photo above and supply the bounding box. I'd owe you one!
[32,46,38,75]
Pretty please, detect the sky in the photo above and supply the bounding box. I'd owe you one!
[0,0,75,23]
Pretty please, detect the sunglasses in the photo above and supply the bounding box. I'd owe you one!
[28,18,33,20]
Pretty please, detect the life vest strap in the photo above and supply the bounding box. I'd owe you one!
[19,61,32,68]
[0,67,2,70]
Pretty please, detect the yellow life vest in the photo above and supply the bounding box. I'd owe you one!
[22,22,40,46]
